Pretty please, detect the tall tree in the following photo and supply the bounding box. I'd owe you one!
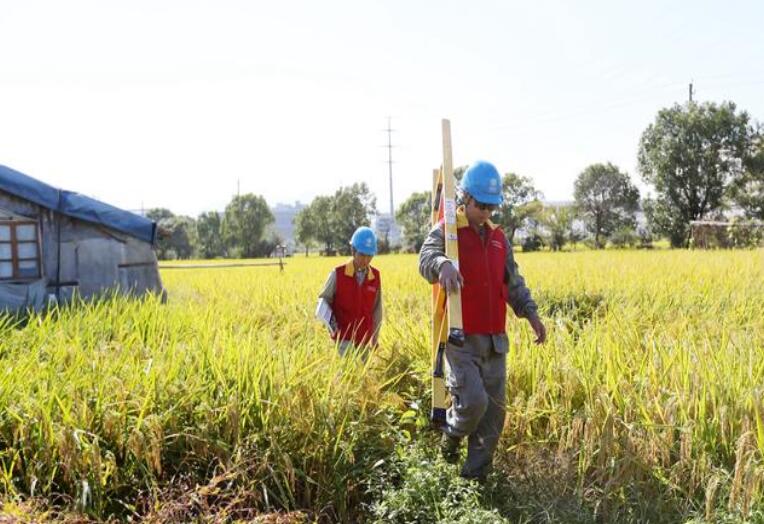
[542,205,575,251]
[329,183,376,255]
[309,195,335,254]
[222,194,274,258]
[260,228,284,258]
[153,215,196,260]
[293,205,317,256]
[293,183,377,255]
[730,135,764,220]
[574,163,640,248]
[168,216,197,259]
[196,211,224,259]
[638,101,756,246]
[145,208,197,260]
[395,191,432,252]
[145,208,174,222]
[495,173,544,243]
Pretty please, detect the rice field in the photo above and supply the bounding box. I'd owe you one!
[1,249,763,522]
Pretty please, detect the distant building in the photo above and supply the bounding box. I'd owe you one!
[268,203,403,253]
[373,213,401,247]
[269,202,306,254]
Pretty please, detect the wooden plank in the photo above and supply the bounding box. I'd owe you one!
[429,119,466,430]
[441,119,464,342]
[431,167,448,428]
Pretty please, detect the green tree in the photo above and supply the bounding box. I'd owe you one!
[328,183,377,255]
[260,228,284,257]
[495,173,544,243]
[609,226,639,248]
[574,163,640,248]
[730,135,764,220]
[145,208,197,260]
[295,184,376,256]
[222,194,274,258]
[196,211,223,259]
[172,216,197,259]
[145,208,174,222]
[309,195,335,255]
[154,216,196,260]
[395,191,432,252]
[293,206,317,256]
[638,101,756,246]
[542,205,574,251]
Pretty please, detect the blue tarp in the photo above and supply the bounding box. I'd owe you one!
[0,164,156,244]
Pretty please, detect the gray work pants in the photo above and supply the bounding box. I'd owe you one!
[443,333,508,478]
[338,339,371,362]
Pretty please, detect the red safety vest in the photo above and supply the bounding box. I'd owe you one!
[445,212,508,334]
[332,261,381,345]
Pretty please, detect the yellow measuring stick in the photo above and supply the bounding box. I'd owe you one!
[430,119,464,429]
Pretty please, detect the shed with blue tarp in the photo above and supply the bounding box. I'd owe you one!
[0,164,165,312]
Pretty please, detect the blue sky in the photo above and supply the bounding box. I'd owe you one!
[1,0,763,216]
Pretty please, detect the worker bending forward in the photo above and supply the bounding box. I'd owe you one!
[318,226,383,358]
[419,160,546,481]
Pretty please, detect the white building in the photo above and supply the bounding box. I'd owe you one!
[372,213,401,247]
[269,202,306,254]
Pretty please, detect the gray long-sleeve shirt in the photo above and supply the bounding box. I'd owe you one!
[418,222,538,319]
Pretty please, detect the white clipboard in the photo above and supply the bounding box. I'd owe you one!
[315,298,337,336]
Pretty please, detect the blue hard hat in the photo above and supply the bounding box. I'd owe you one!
[350,226,377,255]
[460,161,503,205]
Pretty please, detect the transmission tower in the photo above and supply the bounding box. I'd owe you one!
[385,117,395,216]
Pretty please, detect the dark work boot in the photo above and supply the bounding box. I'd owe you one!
[441,434,462,464]
[460,472,488,484]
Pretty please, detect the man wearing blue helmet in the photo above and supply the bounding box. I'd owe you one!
[317,226,383,358]
[419,160,546,481]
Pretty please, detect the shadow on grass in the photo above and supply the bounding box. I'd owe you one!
[367,431,719,524]
[485,445,746,524]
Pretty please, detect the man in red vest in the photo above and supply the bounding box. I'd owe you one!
[419,160,546,481]
[317,226,382,358]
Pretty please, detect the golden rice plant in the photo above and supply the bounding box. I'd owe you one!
[0,248,762,521]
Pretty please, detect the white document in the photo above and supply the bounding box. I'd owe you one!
[315,298,337,336]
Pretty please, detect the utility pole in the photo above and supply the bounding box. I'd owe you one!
[385,117,394,217]
[689,82,694,103]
